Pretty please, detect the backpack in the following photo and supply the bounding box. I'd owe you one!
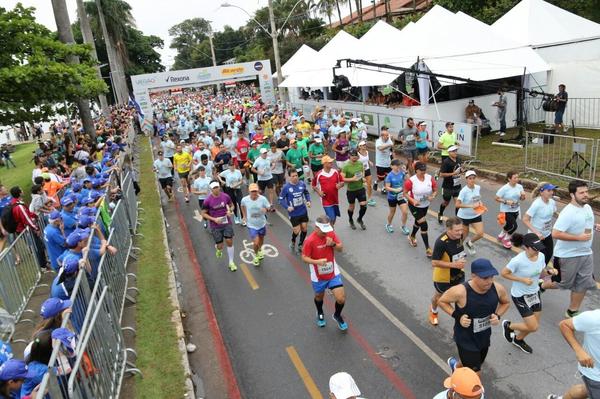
[1,203,18,234]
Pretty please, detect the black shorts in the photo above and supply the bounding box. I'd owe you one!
[159,177,173,189]
[237,159,247,169]
[417,147,429,155]
[461,215,482,225]
[434,280,463,294]
[346,188,367,204]
[388,197,407,207]
[211,224,234,244]
[178,171,189,180]
[404,149,418,160]
[310,163,323,173]
[290,213,309,227]
[408,204,428,220]
[376,166,391,180]
[442,186,461,201]
[457,345,489,372]
[512,293,542,318]
[364,168,372,177]
[198,199,204,209]
[258,178,274,191]
[272,173,285,186]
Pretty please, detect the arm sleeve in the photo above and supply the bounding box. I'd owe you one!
[431,178,437,191]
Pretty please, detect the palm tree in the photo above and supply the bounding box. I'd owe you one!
[335,0,344,26]
[346,0,353,22]
[355,0,363,22]
[317,0,335,26]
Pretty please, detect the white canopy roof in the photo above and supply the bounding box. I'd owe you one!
[281,44,317,76]
[492,0,600,47]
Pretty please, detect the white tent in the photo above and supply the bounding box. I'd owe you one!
[281,44,318,76]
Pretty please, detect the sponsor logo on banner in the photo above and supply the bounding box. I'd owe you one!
[254,62,264,71]
[165,76,190,83]
[197,70,211,80]
[221,67,244,76]
[262,74,269,80]
[359,113,374,126]
[135,78,156,86]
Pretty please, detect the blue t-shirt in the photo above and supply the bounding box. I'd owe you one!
[241,195,271,229]
[553,203,594,258]
[384,170,406,201]
[416,131,428,149]
[496,183,524,213]
[61,209,78,237]
[279,181,311,217]
[44,224,66,271]
[526,197,556,238]
[573,309,600,381]
[219,169,243,188]
[0,196,12,214]
[506,251,545,297]
[20,361,48,398]
[457,185,482,220]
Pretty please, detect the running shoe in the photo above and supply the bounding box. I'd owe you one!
[502,236,513,249]
[332,314,348,331]
[228,262,237,272]
[401,225,410,235]
[425,248,433,258]
[502,320,514,343]
[381,188,387,195]
[349,221,357,230]
[497,231,506,241]
[297,243,303,253]
[385,224,394,233]
[465,240,476,255]
[185,196,189,203]
[357,220,366,230]
[546,395,562,399]
[203,222,208,229]
[241,220,247,227]
[256,250,265,260]
[252,256,260,267]
[428,308,439,326]
[538,279,546,293]
[437,214,443,224]
[367,198,376,206]
[316,313,326,328]
[289,242,296,252]
[234,216,240,225]
[447,357,458,373]
[565,309,580,318]
[408,235,417,247]
[512,338,533,354]
[215,247,223,258]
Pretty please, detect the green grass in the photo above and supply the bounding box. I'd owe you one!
[0,143,36,202]
[134,138,186,399]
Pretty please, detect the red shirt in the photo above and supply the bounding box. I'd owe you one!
[302,231,341,281]
[312,169,343,207]
[11,198,38,233]
[236,138,250,162]
[404,174,437,205]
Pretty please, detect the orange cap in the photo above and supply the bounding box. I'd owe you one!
[443,368,483,397]
[249,183,259,192]
[321,155,334,163]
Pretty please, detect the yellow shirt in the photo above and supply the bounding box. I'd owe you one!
[173,152,192,174]
[438,132,457,156]
[295,122,311,135]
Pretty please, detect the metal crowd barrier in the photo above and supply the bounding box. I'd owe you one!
[122,171,141,235]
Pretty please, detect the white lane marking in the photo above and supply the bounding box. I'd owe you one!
[273,209,450,375]
[239,239,279,264]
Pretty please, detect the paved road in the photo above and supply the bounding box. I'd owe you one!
[164,159,600,398]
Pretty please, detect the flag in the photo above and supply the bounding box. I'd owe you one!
[128,96,144,118]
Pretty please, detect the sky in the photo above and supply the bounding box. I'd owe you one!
[4,0,283,69]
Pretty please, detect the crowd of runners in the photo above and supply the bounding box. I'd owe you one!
[150,86,600,399]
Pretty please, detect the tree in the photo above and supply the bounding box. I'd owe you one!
[0,4,106,127]
[168,18,212,70]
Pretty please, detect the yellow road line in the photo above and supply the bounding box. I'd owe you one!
[239,263,259,290]
[286,346,323,399]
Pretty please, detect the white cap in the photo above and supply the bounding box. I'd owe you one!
[448,145,459,152]
[465,170,476,178]
[259,148,268,154]
[314,137,322,143]
[315,221,333,233]
[329,372,360,399]
[209,181,220,189]
[358,140,366,146]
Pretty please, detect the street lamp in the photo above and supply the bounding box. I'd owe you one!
[220,0,314,105]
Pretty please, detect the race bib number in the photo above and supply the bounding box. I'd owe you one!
[523,293,540,308]
[240,147,247,153]
[510,201,519,209]
[354,172,363,179]
[318,261,334,275]
[453,177,461,186]
[543,220,553,231]
[472,195,481,203]
[473,316,491,333]
[292,196,304,207]
[396,193,404,201]
[452,252,466,262]
[405,134,414,141]
[218,216,229,225]
[296,167,303,173]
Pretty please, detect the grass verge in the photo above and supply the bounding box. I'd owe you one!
[0,142,37,202]
[134,137,186,398]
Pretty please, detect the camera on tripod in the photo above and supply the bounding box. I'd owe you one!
[541,93,558,112]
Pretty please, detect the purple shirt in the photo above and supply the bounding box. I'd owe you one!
[335,138,349,162]
[202,192,233,228]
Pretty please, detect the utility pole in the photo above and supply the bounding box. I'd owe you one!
[208,32,217,67]
[268,0,285,104]
[76,0,108,116]
[51,0,96,139]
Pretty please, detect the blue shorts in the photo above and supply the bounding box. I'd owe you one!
[555,109,565,124]
[323,205,340,222]
[248,226,266,239]
[311,274,343,294]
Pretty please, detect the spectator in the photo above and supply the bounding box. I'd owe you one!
[465,100,482,124]
[10,187,40,235]
[493,89,507,136]
[29,184,52,217]
[44,210,66,271]
[0,359,36,398]
[554,84,568,133]
[1,147,15,169]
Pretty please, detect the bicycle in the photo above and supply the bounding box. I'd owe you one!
[239,239,279,264]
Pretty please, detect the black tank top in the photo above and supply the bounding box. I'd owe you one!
[454,281,499,351]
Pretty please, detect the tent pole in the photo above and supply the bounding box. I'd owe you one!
[429,79,441,121]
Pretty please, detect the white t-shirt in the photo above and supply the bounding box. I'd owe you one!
[358,151,370,171]
[153,158,173,178]
[573,309,600,381]
[496,183,524,213]
[191,176,212,200]
[193,149,211,164]
[375,138,393,167]
[253,157,273,181]
[525,197,556,238]
[241,195,271,229]
[223,137,238,158]
[553,203,594,258]
[506,251,545,297]
[267,149,284,174]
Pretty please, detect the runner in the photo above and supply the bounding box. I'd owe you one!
[235,131,250,181]
[153,150,173,200]
[552,180,599,318]
[279,168,311,253]
[341,150,368,230]
[501,233,556,354]
[357,141,376,206]
[312,155,344,226]
[241,183,271,266]
[429,217,466,327]
[439,258,510,374]
[333,131,350,170]
[436,122,458,179]
[246,140,261,182]
[301,215,347,331]
[404,161,437,257]
[456,170,485,255]
[190,166,211,228]
[397,117,418,174]
[433,367,484,399]
[415,122,430,164]
[384,159,409,234]
[438,145,462,224]
[201,181,237,272]
[173,144,193,203]
[268,141,285,196]
[308,137,325,182]
[285,139,307,180]
[160,134,176,175]
[252,147,275,206]
[218,161,243,225]
[495,171,526,249]
[374,127,393,194]
[522,182,558,266]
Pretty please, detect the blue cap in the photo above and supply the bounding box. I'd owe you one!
[541,183,558,191]
[83,177,93,183]
[78,207,97,217]
[0,359,35,381]
[71,181,83,192]
[51,328,77,355]
[66,227,91,247]
[40,298,72,319]
[471,258,499,278]
[106,140,113,146]
[101,172,110,179]
[90,191,103,200]
[77,215,95,228]
[60,195,75,206]
[80,196,94,205]
[48,210,62,221]
[62,256,80,274]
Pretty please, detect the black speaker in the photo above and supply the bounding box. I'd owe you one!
[542,127,555,144]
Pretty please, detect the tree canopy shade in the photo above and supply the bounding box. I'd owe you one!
[0,4,107,125]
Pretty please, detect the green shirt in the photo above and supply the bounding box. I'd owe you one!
[247,148,261,163]
[342,161,365,191]
[438,132,457,156]
[308,143,325,165]
[297,137,309,158]
[286,148,304,170]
